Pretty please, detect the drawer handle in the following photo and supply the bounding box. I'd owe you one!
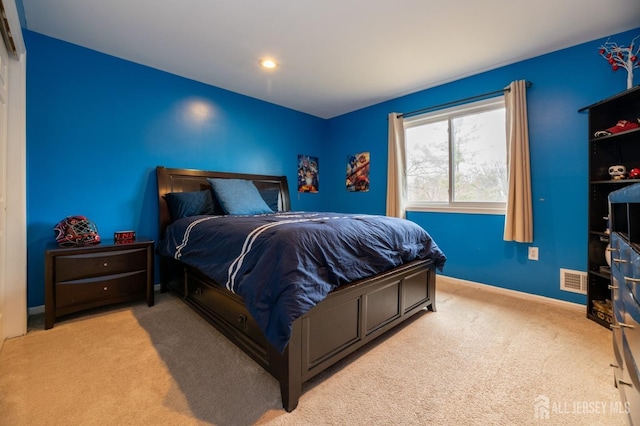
[607,247,619,252]
[610,363,620,369]
[103,286,108,291]
[103,262,109,267]
[611,322,635,329]
[618,379,633,387]
[624,276,640,284]
[195,287,202,296]
[609,285,619,290]
[613,258,627,264]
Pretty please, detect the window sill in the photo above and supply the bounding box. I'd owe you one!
[406,204,506,215]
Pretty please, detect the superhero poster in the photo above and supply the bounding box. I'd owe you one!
[346,152,370,192]
[298,155,319,193]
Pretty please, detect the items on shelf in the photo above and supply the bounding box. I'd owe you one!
[608,164,628,180]
[591,299,613,325]
[594,118,640,138]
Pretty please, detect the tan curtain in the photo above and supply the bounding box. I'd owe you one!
[503,80,533,242]
[386,112,406,218]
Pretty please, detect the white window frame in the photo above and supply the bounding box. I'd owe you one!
[404,96,507,215]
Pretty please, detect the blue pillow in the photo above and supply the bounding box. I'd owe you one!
[165,190,215,220]
[207,178,274,215]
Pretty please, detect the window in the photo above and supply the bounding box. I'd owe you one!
[404,97,507,214]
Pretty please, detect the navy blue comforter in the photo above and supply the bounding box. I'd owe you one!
[157,212,446,352]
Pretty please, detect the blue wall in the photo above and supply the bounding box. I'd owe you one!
[25,31,328,307]
[25,27,640,308]
[324,27,640,304]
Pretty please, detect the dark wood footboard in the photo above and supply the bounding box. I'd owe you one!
[165,258,436,411]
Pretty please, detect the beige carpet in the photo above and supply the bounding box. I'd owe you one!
[0,278,628,425]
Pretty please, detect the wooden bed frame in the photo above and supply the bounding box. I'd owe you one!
[156,166,438,411]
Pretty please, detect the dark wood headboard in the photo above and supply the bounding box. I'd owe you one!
[156,166,290,238]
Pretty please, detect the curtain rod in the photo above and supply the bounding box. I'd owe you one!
[399,81,532,119]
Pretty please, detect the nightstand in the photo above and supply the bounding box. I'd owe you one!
[45,239,154,329]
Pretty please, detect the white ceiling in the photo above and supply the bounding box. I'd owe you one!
[20,0,640,118]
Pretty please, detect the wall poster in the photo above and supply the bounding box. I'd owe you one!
[346,152,370,192]
[297,154,319,193]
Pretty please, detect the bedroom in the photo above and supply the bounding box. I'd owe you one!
[1,0,640,423]
[14,3,640,320]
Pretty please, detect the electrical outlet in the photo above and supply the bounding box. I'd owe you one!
[528,247,539,261]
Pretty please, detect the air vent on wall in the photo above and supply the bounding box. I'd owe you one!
[560,268,587,295]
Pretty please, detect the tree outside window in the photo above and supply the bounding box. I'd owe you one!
[404,97,507,214]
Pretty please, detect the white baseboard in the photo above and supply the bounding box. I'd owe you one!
[28,283,163,317]
[438,275,585,312]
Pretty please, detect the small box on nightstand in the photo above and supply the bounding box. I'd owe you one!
[114,230,136,244]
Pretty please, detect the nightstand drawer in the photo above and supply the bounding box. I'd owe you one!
[55,248,148,282]
[56,271,147,308]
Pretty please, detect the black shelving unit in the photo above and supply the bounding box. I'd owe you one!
[580,85,640,328]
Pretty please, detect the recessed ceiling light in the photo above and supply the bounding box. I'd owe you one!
[260,59,277,69]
